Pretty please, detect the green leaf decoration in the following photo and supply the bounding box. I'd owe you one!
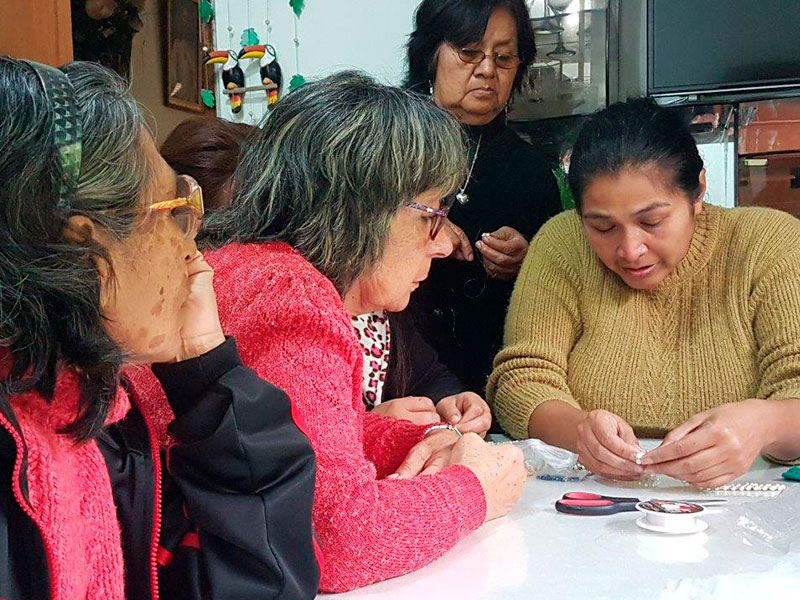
[289,74,307,92]
[552,167,574,211]
[289,0,305,17]
[199,0,215,23]
[201,89,216,108]
[240,28,260,47]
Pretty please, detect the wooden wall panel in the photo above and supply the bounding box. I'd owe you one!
[0,0,73,66]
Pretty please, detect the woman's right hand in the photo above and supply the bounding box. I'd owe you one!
[372,396,440,425]
[575,409,644,481]
[174,251,226,362]
[450,434,526,522]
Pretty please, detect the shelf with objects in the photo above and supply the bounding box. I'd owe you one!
[737,97,800,217]
[509,1,615,206]
[513,0,611,123]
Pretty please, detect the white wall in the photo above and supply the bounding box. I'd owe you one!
[698,141,736,209]
[212,0,422,124]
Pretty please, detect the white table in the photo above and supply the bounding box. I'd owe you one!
[320,446,799,600]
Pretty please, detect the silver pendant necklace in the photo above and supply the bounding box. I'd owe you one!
[456,135,482,205]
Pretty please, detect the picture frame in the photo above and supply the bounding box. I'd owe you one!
[166,0,214,112]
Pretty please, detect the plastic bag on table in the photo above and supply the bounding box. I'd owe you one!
[725,485,800,554]
[497,438,589,482]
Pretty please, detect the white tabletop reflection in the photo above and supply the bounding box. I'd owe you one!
[320,442,799,600]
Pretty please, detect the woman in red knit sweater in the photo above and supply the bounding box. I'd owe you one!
[200,71,527,592]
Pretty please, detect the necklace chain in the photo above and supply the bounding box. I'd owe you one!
[456,135,482,205]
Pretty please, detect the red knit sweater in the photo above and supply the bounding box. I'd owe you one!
[207,242,486,592]
[1,370,138,600]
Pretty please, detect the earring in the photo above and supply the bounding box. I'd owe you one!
[429,80,434,96]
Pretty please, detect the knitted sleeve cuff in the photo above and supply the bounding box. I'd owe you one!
[435,464,487,531]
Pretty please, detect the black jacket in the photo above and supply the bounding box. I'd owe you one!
[383,312,464,403]
[412,114,562,395]
[0,338,320,600]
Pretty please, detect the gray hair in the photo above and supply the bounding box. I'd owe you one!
[201,70,467,294]
[0,59,151,440]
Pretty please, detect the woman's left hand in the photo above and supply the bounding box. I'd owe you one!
[443,219,474,261]
[436,392,492,436]
[640,399,770,488]
[475,226,529,281]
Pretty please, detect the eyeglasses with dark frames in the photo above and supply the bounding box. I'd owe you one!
[405,200,451,241]
[455,46,521,70]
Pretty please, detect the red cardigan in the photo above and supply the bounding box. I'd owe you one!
[207,242,486,592]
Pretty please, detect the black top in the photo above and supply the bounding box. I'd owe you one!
[382,312,465,403]
[0,338,320,600]
[412,114,562,395]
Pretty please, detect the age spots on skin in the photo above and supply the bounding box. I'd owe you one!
[147,334,166,349]
[151,300,164,316]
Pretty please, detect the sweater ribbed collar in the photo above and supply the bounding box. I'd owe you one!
[651,203,721,293]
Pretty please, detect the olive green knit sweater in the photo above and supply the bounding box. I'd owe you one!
[487,204,800,440]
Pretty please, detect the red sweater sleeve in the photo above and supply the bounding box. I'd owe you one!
[215,249,486,593]
[361,411,431,479]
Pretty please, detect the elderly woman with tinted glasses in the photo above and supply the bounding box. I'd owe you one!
[404,0,562,397]
[0,58,319,600]
[132,71,526,593]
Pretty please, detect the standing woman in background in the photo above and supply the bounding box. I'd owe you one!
[405,0,562,396]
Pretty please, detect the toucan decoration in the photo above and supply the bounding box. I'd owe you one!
[239,44,283,107]
[205,50,245,113]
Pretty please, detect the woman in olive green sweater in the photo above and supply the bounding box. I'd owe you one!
[488,98,800,488]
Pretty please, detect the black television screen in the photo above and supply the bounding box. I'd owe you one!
[648,0,800,95]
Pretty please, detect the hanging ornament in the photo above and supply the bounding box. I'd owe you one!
[199,0,215,23]
[240,27,260,47]
[289,9,305,92]
[239,44,283,107]
[289,74,306,91]
[289,0,305,17]
[201,89,216,108]
[205,50,246,114]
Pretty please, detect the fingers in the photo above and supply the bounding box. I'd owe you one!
[475,239,518,267]
[641,418,710,466]
[592,414,642,464]
[402,396,437,411]
[577,412,644,479]
[436,397,462,425]
[576,429,643,479]
[484,226,526,248]
[186,250,213,277]
[419,453,448,476]
[692,472,738,490]
[406,411,441,426]
[374,397,439,425]
[390,444,431,479]
[445,221,473,261]
[662,413,706,447]
[459,402,484,425]
[457,410,492,435]
[644,446,726,481]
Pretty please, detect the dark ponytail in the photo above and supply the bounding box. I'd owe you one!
[568,98,704,212]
